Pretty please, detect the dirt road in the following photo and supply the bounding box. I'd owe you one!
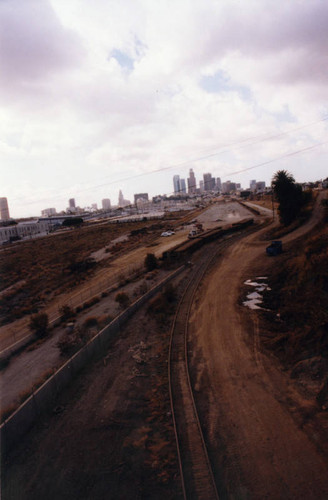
[189,194,328,499]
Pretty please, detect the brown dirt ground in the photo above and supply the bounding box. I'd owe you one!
[2,276,188,500]
[188,199,328,499]
[3,198,327,499]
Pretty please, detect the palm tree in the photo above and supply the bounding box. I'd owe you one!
[272,170,295,202]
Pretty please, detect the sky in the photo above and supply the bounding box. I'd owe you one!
[0,0,327,218]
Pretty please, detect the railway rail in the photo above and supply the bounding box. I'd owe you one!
[168,224,260,499]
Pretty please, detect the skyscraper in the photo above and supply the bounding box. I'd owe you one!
[203,173,214,191]
[118,190,124,207]
[180,178,186,194]
[173,175,180,194]
[187,168,196,194]
[69,198,76,209]
[216,177,222,191]
[0,198,10,220]
[102,198,111,210]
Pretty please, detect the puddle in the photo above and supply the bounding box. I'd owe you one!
[243,278,271,310]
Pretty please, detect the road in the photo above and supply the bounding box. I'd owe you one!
[189,193,328,498]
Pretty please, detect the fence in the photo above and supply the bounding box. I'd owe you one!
[1,265,185,456]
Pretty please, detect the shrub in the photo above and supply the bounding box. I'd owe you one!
[115,292,130,309]
[59,305,75,322]
[145,253,158,271]
[29,313,49,338]
[83,316,99,329]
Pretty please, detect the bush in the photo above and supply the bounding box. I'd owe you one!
[83,316,99,329]
[115,292,130,309]
[59,305,75,322]
[145,253,158,272]
[29,313,49,338]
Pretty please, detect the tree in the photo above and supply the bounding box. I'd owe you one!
[29,313,49,338]
[272,170,304,226]
[62,218,83,227]
[144,253,158,271]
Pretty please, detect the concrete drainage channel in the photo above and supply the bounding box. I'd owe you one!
[1,265,185,456]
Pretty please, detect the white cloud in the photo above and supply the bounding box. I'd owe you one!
[0,0,327,217]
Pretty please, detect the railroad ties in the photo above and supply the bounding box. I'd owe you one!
[169,248,220,500]
[168,221,258,499]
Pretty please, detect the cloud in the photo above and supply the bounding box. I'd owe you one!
[0,0,84,96]
[0,0,327,218]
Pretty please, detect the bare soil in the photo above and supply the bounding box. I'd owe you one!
[188,197,328,499]
[2,286,185,500]
[3,199,327,499]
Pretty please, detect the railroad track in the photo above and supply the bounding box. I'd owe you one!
[168,226,259,499]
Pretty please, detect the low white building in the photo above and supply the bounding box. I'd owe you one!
[0,220,51,243]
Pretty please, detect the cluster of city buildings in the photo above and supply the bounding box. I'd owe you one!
[172,169,266,196]
[2,174,326,244]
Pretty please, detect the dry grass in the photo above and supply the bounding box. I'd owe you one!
[262,221,328,365]
[0,220,158,325]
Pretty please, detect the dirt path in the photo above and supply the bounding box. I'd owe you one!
[189,195,328,499]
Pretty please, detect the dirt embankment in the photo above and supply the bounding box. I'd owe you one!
[188,198,328,499]
[2,280,186,500]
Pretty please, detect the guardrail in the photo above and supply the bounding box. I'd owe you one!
[1,265,185,456]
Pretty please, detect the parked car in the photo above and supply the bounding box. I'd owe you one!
[266,241,283,256]
[161,231,175,237]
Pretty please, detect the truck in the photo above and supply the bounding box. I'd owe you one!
[266,240,282,256]
[188,223,204,239]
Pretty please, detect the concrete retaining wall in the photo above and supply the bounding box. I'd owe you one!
[1,265,185,456]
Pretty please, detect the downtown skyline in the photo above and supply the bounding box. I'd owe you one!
[1,0,327,218]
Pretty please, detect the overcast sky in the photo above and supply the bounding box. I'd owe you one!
[1,0,327,218]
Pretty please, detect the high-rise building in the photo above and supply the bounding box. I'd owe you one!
[180,178,186,194]
[118,190,124,207]
[216,177,222,191]
[69,198,76,208]
[118,190,131,207]
[250,180,256,192]
[173,175,180,194]
[203,173,213,191]
[199,180,204,192]
[102,198,111,210]
[0,198,10,220]
[187,168,196,194]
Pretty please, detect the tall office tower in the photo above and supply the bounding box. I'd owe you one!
[69,198,76,208]
[102,198,111,210]
[187,168,196,194]
[216,177,222,191]
[199,180,204,192]
[203,173,214,191]
[0,197,10,220]
[180,178,186,194]
[250,180,256,192]
[118,190,124,207]
[173,175,180,194]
